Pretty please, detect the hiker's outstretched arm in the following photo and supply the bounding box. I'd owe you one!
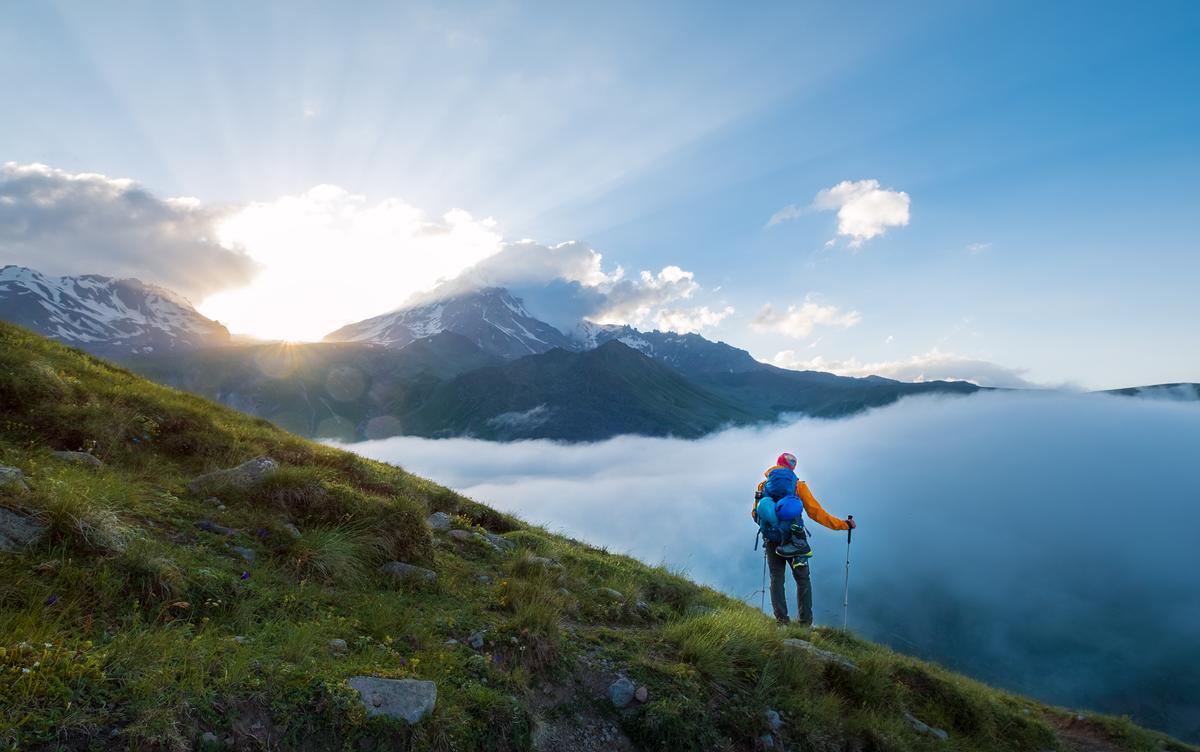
[797,481,850,531]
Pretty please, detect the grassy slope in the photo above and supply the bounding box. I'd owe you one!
[0,320,1193,752]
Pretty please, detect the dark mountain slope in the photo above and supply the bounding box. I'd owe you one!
[400,340,764,440]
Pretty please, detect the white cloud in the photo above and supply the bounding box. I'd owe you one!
[651,305,735,334]
[770,348,1035,388]
[0,162,256,299]
[423,240,713,334]
[771,179,910,247]
[966,242,992,254]
[752,297,861,338]
[200,185,504,341]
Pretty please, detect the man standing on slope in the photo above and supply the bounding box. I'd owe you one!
[754,452,856,626]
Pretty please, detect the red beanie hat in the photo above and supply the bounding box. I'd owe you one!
[776,452,797,469]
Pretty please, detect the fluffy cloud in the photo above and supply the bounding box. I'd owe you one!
[770,348,1035,388]
[771,178,910,247]
[650,305,735,334]
[424,240,721,333]
[200,185,505,340]
[752,297,861,338]
[0,162,256,299]
[966,242,992,254]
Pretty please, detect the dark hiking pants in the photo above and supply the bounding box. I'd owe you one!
[766,541,812,625]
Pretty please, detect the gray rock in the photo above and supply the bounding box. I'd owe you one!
[230,546,256,563]
[528,555,563,571]
[598,587,625,602]
[51,450,102,468]
[608,676,636,708]
[329,638,348,654]
[0,507,46,551]
[781,638,858,671]
[904,712,948,741]
[282,523,302,540]
[233,636,248,645]
[766,709,783,732]
[476,574,493,585]
[467,632,485,650]
[930,727,949,742]
[634,686,649,703]
[204,497,222,507]
[188,456,277,495]
[347,676,437,724]
[200,731,220,746]
[760,734,776,749]
[448,529,475,543]
[0,465,29,493]
[196,520,236,536]
[379,561,437,584]
[444,638,459,646]
[426,511,452,531]
[481,532,514,551]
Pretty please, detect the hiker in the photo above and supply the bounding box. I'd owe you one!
[752,452,856,626]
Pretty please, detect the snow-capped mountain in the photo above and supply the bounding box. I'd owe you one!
[0,266,231,355]
[323,287,579,360]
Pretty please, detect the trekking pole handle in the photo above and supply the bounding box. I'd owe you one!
[846,514,853,544]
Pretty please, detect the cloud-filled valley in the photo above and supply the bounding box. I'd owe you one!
[342,391,1200,741]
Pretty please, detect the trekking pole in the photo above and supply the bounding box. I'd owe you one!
[760,549,768,612]
[841,515,853,630]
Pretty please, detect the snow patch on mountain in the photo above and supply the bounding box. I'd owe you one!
[0,266,231,354]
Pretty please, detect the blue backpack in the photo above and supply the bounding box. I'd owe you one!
[755,494,804,545]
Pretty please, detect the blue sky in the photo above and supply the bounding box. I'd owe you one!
[1,1,1197,388]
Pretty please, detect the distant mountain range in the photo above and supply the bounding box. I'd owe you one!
[1,265,1190,441]
[0,266,230,355]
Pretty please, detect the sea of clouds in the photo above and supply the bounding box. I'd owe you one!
[341,391,1200,741]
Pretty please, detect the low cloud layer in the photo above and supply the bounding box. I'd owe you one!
[771,348,1037,388]
[344,392,1200,741]
[771,179,910,247]
[0,162,256,300]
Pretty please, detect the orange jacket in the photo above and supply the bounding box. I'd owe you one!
[754,465,851,531]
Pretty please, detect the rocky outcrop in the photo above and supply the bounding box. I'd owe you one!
[0,507,45,551]
[51,450,102,468]
[781,638,858,671]
[188,457,277,495]
[379,561,437,584]
[0,465,29,493]
[346,677,436,724]
[426,512,452,531]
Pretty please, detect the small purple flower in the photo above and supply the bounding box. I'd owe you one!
[240,571,251,581]
[492,653,503,664]
[256,528,270,539]
[44,595,58,606]
[397,657,408,666]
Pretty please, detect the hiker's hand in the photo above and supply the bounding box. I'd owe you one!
[845,518,857,529]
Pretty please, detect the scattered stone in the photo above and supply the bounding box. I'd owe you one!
[200,731,220,746]
[195,520,236,536]
[476,574,493,585]
[0,507,46,552]
[467,632,485,650]
[426,511,452,531]
[379,561,437,584]
[347,677,437,724]
[904,712,948,741]
[766,709,783,732]
[781,638,858,671]
[448,529,475,543]
[188,456,278,495]
[528,555,563,571]
[634,600,651,617]
[1075,713,1087,722]
[760,734,776,749]
[205,497,222,507]
[329,638,348,654]
[481,532,514,551]
[607,676,636,709]
[282,523,302,540]
[598,587,625,602]
[444,638,459,646]
[51,450,102,468]
[634,686,649,703]
[0,465,29,493]
[233,636,248,645]
[230,546,256,563]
